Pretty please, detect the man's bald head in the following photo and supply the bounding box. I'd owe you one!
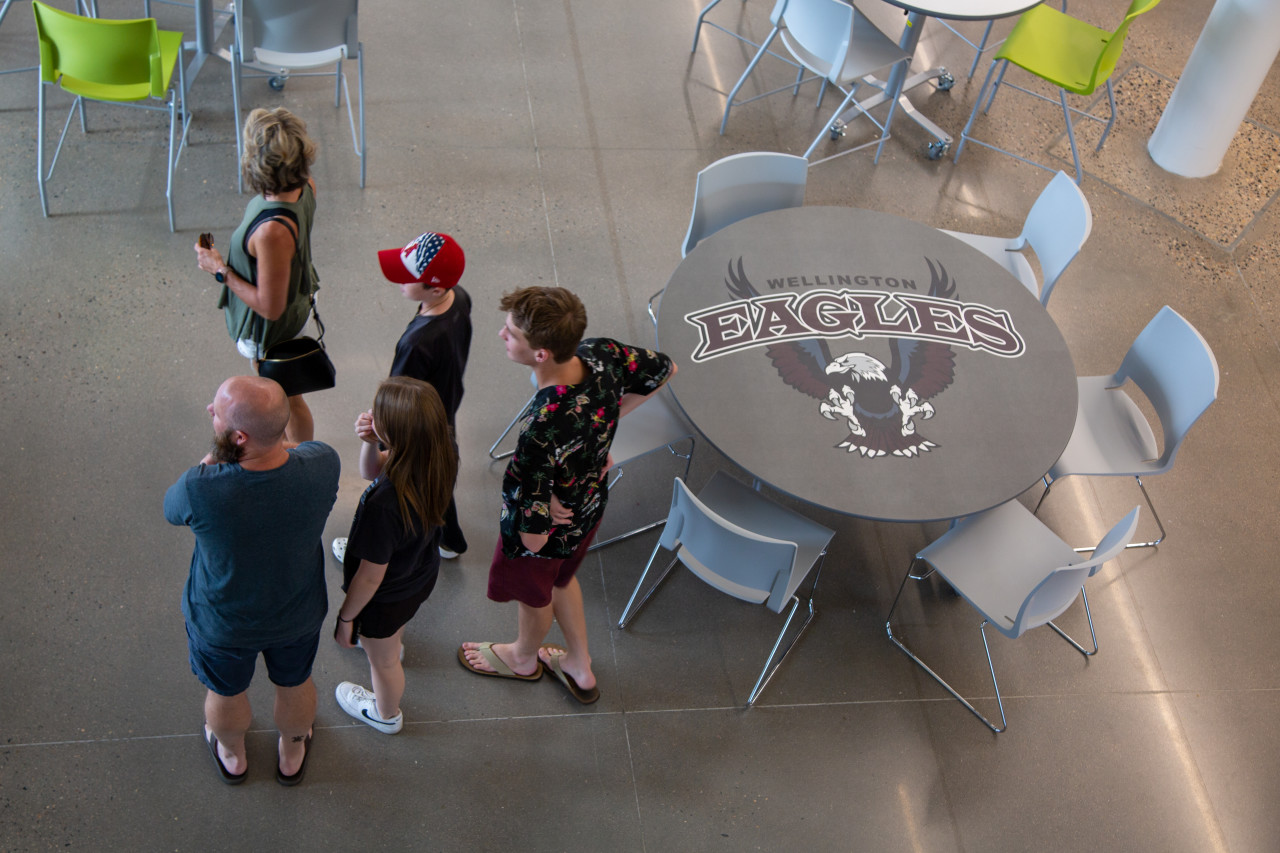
[214,376,291,446]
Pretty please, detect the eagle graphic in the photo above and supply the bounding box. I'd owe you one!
[726,258,957,457]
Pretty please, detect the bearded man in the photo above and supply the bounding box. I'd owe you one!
[164,376,339,786]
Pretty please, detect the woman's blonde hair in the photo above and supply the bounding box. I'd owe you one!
[373,377,458,531]
[240,107,317,195]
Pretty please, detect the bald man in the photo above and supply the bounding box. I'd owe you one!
[165,376,340,786]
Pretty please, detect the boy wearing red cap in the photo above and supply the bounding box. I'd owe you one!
[334,232,472,562]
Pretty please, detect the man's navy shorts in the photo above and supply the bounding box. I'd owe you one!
[186,623,320,696]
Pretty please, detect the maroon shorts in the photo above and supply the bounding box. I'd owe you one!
[487,523,601,608]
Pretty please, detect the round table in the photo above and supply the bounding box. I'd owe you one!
[656,206,1078,523]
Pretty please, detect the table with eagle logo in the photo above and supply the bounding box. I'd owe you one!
[656,205,1078,523]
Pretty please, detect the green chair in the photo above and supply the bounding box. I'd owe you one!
[954,0,1162,183]
[32,0,191,231]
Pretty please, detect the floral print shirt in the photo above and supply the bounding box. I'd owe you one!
[500,338,674,559]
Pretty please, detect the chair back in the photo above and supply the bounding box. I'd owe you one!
[658,478,798,613]
[683,152,808,256]
[778,0,853,84]
[1116,306,1219,471]
[1088,0,1162,93]
[32,1,166,98]
[237,0,358,63]
[1013,506,1140,635]
[1020,170,1092,304]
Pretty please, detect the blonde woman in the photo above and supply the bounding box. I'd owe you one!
[195,107,321,442]
[333,377,458,733]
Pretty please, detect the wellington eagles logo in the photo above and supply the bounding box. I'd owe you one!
[684,258,1026,458]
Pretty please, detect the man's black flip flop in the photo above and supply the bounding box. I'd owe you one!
[206,729,247,785]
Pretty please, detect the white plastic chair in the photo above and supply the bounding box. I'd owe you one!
[1035,306,1219,550]
[231,0,364,188]
[618,472,836,706]
[721,0,909,166]
[683,151,808,257]
[784,0,911,164]
[887,502,1140,732]
[941,170,1092,306]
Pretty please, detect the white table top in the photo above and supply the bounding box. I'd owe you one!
[877,0,1043,22]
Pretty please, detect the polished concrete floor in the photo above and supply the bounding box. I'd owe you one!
[2,0,1278,850]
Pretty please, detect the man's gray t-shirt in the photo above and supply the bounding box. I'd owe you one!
[164,441,341,648]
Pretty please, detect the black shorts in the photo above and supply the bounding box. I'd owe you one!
[354,576,436,639]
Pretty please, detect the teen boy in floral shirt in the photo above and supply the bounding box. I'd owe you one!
[460,286,675,704]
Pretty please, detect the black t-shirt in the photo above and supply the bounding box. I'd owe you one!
[389,286,472,425]
[342,478,440,604]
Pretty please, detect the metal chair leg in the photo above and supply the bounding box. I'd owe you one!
[1046,586,1098,656]
[1057,88,1083,184]
[36,78,48,217]
[357,44,366,188]
[488,392,537,460]
[885,559,1007,733]
[746,551,826,706]
[617,545,680,629]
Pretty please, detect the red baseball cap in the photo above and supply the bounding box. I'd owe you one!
[376,232,465,288]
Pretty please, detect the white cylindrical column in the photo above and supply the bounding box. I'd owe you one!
[1148,0,1280,178]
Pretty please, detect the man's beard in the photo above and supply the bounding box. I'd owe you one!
[210,430,244,464]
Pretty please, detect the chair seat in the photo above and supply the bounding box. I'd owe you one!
[919,500,1081,638]
[939,230,1038,298]
[693,471,836,610]
[56,28,182,101]
[253,44,348,69]
[1049,375,1160,479]
[780,7,908,85]
[996,5,1113,95]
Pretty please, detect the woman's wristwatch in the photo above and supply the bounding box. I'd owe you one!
[214,267,228,283]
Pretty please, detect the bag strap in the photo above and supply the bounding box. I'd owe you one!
[245,207,306,349]
[242,206,300,256]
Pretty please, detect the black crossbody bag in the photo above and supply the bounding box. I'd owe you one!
[249,208,336,397]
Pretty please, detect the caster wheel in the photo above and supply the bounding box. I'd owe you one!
[936,70,955,92]
[926,140,950,161]
[829,120,846,141]
[269,76,287,91]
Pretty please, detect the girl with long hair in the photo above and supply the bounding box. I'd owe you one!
[333,377,458,733]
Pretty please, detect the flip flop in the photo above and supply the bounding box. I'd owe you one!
[276,731,313,787]
[539,644,600,705]
[205,728,247,785]
[457,642,542,681]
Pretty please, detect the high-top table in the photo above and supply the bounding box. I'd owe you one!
[656,206,1077,522]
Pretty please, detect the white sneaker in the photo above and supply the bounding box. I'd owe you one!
[332,537,347,561]
[335,682,402,734]
[438,545,459,560]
